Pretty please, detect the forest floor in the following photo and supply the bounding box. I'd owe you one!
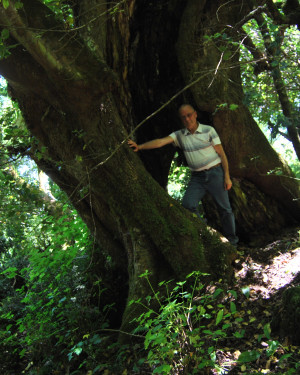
[112,226,300,375]
[2,227,299,375]
[215,226,300,374]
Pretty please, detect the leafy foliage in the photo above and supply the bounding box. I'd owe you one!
[0,199,109,373]
[0,144,111,373]
[240,18,300,158]
[129,271,300,374]
[0,81,32,167]
[42,0,74,26]
[167,153,190,201]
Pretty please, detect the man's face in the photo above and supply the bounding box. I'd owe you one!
[179,106,198,131]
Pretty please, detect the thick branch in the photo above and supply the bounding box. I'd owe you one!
[0,0,116,89]
[265,0,287,24]
[0,1,68,74]
[251,0,300,29]
[241,32,270,74]
[0,44,64,109]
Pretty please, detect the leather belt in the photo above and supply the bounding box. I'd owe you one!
[203,162,221,171]
[195,163,222,173]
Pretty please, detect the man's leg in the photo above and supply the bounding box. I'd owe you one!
[182,172,206,218]
[206,166,238,245]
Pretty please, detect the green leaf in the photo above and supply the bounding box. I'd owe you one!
[230,302,237,313]
[153,364,172,374]
[228,289,237,298]
[1,266,18,278]
[238,350,260,363]
[229,104,239,111]
[213,288,223,298]
[3,0,10,9]
[1,28,9,40]
[74,347,83,355]
[216,309,224,325]
[278,353,293,363]
[19,348,27,358]
[241,286,250,298]
[223,51,232,60]
[263,323,272,340]
[189,335,200,345]
[15,1,23,9]
[90,334,102,345]
[234,330,245,338]
[139,270,150,278]
[266,340,279,357]
[198,305,206,315]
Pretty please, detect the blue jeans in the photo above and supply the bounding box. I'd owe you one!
[182,165,238,245]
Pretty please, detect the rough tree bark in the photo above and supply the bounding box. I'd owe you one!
[0,0,299,334]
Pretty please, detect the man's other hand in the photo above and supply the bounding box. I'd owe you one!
[224,176,232,191]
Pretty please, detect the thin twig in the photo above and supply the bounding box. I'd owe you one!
[216,0,235,22]
[207,52,224,89]
[234,5,267,29]
[99,328,145,339]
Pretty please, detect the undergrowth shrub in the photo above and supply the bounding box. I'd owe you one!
[0,209,110,374]
[130,271,300,375]
[130,271,239,374]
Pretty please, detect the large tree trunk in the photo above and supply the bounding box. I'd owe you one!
[129,0,299,236]
[0,0,299,334]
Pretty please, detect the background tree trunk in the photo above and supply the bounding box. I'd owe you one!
[0,0,299,334]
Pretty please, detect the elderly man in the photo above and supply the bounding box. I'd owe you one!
[128,104,238,245]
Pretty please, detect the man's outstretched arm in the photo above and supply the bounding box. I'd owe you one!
[128,136,174,152]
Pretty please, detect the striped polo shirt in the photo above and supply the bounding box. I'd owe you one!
[169,123,221,171]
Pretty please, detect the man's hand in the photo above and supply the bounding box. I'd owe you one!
[224,176,232,191]
[128,139,139,152]
[128,136,174,152]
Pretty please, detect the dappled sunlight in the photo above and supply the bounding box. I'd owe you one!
[235,228,300,300]
[265,248,300,290]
